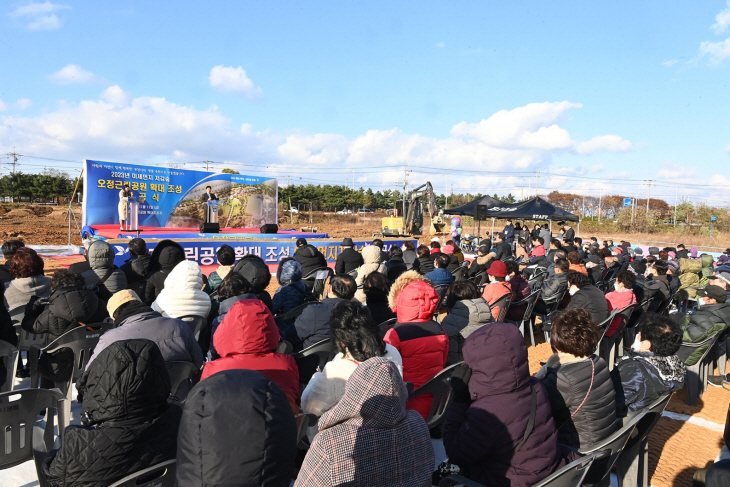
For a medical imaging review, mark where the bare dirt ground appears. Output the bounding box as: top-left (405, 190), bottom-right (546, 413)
top-left (4, 206), bottom-right (727, 486)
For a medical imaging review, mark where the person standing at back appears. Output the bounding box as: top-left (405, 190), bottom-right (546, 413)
top-left (503, 219), bottom-right (515, 248)
top-left (334, 237), bottom-right (363, 275)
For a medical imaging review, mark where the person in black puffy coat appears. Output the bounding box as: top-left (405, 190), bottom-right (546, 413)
top-left (176, 369), bottom-right (297, 487)
top-left (144, 239), bottom-right (185, 304)
top-left (384, 246), bottom-right (408, 283)
top-left (535, 308), bottom-right (617, 450)
top-left (232, 254), bottom-right (274, 311)
top-left (334, 237), bottom-right (363, 275)
top-left (416, 245), bottom-right (434, 275)
top-left (42, 339), bottom-right (181, 487)
top-left (294, 238), bottom-right (328, 285)
top-left (21, 269), bottom-right (105, 383)
top-left (120, 237), bottom-right (152, 298)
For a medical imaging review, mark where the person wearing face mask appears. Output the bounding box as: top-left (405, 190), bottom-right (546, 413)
top-left (611, 313), bottom-right (685, 416)
top-left (673, 285), bottom-right (730, 367)
top-left (564, 271), bottom-right (609, 326)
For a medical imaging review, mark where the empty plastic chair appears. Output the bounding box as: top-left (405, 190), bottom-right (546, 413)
top-left (578, 412), bottom-right (644, 487)
top-left (165, 361), bottom-right (202, 404)
top-left (0, 340), bottom-right (19, 393)
top-left (408, 362), bottom-right (468, 430)
top-left (1, 388), bottom-right (67, 470)
top-left (177, 315), bottom-right (207, 341)
top-left (293, 338), bottom-right (337, 386)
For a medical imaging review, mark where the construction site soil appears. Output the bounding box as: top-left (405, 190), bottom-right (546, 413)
top-left (5, 205), bottom-right (727, 485)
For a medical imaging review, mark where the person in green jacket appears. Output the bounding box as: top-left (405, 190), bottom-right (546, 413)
top-left (675, 285), bottom-right (730, 366)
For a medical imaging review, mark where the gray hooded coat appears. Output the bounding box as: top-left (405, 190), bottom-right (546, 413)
top-left (81, 240), bottom-right (127, 296)
top-left (441, 297), bottom-right (493, 365)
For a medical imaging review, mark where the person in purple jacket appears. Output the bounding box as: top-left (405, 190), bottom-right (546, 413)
top-left (442, 322), bottom-right (567, 487)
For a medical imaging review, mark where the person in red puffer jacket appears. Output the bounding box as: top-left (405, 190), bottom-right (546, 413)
top-left (201, 298), bottom-right (300, 413)
top-left (383, 271), bottom-right (448, 420)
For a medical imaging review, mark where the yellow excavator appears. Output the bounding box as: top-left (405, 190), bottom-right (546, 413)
top-left (378, 182), bottom-right (446, 237)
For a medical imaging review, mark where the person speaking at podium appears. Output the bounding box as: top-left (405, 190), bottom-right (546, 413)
top-left (118, 184), bottom-right (133, 231)
top-left (201, 186), bottom-right (218, 203)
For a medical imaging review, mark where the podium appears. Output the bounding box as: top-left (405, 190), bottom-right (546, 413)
top-left (125, 196), bottom-right (141, 237)
top-left (201, 200), bottom-right (220, 233)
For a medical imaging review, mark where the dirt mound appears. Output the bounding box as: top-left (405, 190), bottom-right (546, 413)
top-left (6, 209), bottom-right (33, 217)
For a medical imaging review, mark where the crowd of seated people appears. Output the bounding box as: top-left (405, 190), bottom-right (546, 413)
top-left (0, 233), bottom-right (724, 486)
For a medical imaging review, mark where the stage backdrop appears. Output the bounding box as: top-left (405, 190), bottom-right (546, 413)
top-left (107, 238), bottom-right (418, 268)
top-left (83, 160), bottom-right (278, 228)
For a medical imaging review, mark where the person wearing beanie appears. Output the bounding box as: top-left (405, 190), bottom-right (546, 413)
top-left (293, 238), bottom-right (328, 287)
top-left (335, 237), bottom-right (364, 274)
top-left (272, 257), bottom-right (313, 316)
top-left (87, 289), bottom-right (204, 370)
top-left (481, 260), bottom-right (512, 319)
top-left (120, 237), bottom-right (152, 298)
top-left (383, 272), bottom-right (448, 419)
top-left (690, 247), bottom-right (699, 259)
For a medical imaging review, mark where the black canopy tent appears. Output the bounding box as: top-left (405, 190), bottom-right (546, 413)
top-left (476, 197), bottom-right (579, 222)
top-left (443, 195), bottom-right (505, 237)
top-left (478, 196), bottom-right (579, 238)
top-left (442, 195), bottom-right (504, 217)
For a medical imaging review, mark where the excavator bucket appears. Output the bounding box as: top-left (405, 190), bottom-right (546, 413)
top-left (430, 216), bottom-right (447, 235)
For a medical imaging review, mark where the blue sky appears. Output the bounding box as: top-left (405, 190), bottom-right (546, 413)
top-left (1, 1), bottom-right (729, 205)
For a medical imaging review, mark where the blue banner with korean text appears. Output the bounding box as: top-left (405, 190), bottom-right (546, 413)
top-left (107, 238), bottom-right (417, 269)
top-left (83, 160), bottom-right (278, 228)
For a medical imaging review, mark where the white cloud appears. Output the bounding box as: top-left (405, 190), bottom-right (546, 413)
top-left (49, 64), bottom-right (99, 84)
top-left (0, 87), bottom-right (272, 162)
top-left (8, 1), bottom-right (70, 31)
top-left (0, 98), bottom-right (32, 111)
top-left (574, 135), bottom-right (632, 155)
top-left (726, 143), bottom-right (730, 154)
top-left (699, 38), bottom-right (730, 64)
top-left (100, 85), bottom-right (132, 106)
top-left (712, 1), bottom-right (730, 34)
top-left (662, 59), bottom-right (678, 67)
top-left (208, 65), bottom-right (261, 98)
top-left (278, 133), bottom-right (349, 165)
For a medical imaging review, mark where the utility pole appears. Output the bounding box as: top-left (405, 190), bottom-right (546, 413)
top-left (352, 170), bottom-right (355, 191)
top-left (11, 150), bottom-right (18, 173)
top-left (598, 191), bottom-right (602, 223)
top-left (674, 186), bottom-right (678, 227)
top-left (402, 164), bottom-right (408, 204)
top-left (645, 180), bottom-right (652, 216)
top-left (205, 157), bottom-right (210, 171)
top-left (535, 171), bottom-right (539, 198)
